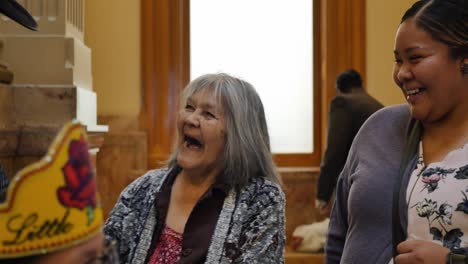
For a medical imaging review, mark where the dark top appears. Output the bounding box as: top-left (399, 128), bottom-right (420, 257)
top-left (145, 166), bottom-right (228, 264)
top-left (104, 168), bottom-right (286, 263)
top-left (317, 88), bottom-right (383, 203)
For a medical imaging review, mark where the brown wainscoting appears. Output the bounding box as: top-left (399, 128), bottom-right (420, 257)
top-left (280, 167), bottom-right (326, 241)
top-left (281, 167), bottom-right (326, 264)
top-left (96, 115), bottom-right (148, 218)
top-left (96, 132), bottom-right (147, 218)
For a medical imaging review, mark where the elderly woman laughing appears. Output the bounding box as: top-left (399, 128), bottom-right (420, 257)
top-left (104, 73), bottom-right (285, 264)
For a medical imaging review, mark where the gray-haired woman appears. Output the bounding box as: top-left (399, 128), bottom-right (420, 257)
top-left (104, 73), bottom-right (285, 264)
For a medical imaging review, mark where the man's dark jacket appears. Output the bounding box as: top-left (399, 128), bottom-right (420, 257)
top-left (317, 88), bottom-right (383, 203)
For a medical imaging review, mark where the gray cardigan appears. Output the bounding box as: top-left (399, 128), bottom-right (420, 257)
top-left (104, 168), bottom-right (285, 264)
top-left (326, 105), bottom-right (418, 263)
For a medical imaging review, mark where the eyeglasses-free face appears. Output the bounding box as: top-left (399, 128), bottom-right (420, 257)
top-left (177, 89), bottom-right (227, 178)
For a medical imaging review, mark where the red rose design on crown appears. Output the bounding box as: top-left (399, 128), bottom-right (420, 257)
top-left (57, 136), bottom-right (96, 225)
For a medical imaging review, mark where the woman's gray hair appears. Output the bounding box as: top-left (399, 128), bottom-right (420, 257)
top-left (167, 73), bottom-right (281, 189)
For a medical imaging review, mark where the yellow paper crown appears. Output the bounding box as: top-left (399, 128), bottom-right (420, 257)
top-left (0, 120), bottom-right (103, 259)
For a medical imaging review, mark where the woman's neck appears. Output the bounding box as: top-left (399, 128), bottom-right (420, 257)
top-left (422, 108), bottom-right (468, 163)
top-left (423, 103), bottom-right (468, 140)
top-left (178, 168), bottom-right (219, 190)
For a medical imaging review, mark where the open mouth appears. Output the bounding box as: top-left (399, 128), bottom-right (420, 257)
top-left (406, 87), bottom-right (426, 97)
top-left (184, 135), bottom-right (203, 149)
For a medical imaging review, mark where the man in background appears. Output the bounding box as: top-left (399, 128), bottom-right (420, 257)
top-left (316, 69), bottom-right (383, 214)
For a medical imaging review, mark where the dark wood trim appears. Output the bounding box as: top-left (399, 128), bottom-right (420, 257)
top-left (319, 0), bottom-right (366, 156)
top-left (312, 0), bottom-right (323, 166)
top-left (273, 0), bottom-right (322, 167)
top-left (141, 0), bottom-right (189, 168)
top-left (141, 0), bottom-right (365, 168)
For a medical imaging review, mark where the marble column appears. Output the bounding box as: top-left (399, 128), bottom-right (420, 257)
top-left (0, 0), bottom-right (107, 179)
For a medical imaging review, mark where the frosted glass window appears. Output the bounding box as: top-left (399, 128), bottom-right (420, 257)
top-left (190, 0), bottom-right (313, 153)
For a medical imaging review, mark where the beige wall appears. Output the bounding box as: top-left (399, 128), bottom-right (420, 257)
top-left (83, 0), bottom-right (414, 114)
top-left (366, 0), bottom-right (415, 106)
top-left (84, 0), bottom-right (141, 116)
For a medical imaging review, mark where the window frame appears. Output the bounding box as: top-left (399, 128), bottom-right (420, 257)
top-left (140, 0), bottom-right (366, 168)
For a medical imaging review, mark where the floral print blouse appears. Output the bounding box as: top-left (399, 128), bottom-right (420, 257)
top-left (406, 142), bottom-right (468, 250)
top-left (148, 225), bottom-right (183, 264)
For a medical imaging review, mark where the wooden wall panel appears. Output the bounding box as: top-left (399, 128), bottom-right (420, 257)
top-left (319, 0), bottom-right (366, 154)
top-left (96, 131), bottom-right (147, 218)
top-left (281, 167), bottom-right (325, 240)
top-left (141, 0), bottom-right (189, 169)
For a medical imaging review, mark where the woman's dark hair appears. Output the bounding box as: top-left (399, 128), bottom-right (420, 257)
top-left (335, 69), bottom-right (363, 93)
top-left (401, 0), bottom-right (468, 60)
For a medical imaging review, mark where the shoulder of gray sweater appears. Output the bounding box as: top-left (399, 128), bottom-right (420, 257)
top-left (355, 104), bottom-right (410, 143)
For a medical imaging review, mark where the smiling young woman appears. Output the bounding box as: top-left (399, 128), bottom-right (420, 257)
top-left (325, 0), bottom-right (468, 263)
top-left (393, 19), bottom-right (468, 129)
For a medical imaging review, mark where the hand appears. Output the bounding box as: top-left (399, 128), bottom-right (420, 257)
top-left (315, 199), bottom-right (332, 216)
top-left (320, 203), bottom-right (332, 216)
top-left (395, 240), bottom-right (450, 264)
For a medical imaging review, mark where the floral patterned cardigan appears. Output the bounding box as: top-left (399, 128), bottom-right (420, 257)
top-left (104, 168), bottom-right (285, 264)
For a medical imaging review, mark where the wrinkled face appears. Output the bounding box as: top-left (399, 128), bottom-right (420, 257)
top-left (177, 89), bottom-right (226, 176)
top-left (393, 19), bottom-right (467, 124)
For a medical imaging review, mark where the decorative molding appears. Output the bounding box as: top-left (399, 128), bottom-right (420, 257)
top-left (46, 0), bottom-right (59, 21)
top-left (140, 0), bottom-right (189, 168)
top-left (1, 0), bottom-right (83, 39)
